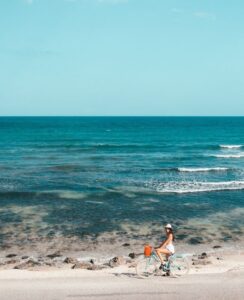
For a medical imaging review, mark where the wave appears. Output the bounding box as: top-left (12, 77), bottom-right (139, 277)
top-left (159, 167), bottom-right (231, 173)
top-left (212, 154), bottom-right (244, 158)
top-left (55, 190), bottom-right (87, 200)
top-left (177, 167), bottom-right (229, 172)
top-left (220, 145), bottom-right (242, 149)
top-left (153, 180), bottom-right (244, 194)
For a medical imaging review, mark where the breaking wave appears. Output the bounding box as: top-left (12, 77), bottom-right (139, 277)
top-left (177, 167), bottom-right (229, 172)
top-left (212, 154), bottom-right (244, 158)
top-left (152, 180), bottom-right (244, 194)
top-left (220, 145), bottom-right (242, 149)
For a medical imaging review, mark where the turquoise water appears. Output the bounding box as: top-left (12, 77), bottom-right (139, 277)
top-left (0, 117), bottom-right (244, 249)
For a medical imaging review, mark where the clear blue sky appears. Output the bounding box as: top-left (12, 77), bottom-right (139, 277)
top-left (0, 0), bottom-right (243, 116)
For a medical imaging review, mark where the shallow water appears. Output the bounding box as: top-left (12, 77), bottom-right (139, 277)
top-left (0, 117), bottom-right (244, 252)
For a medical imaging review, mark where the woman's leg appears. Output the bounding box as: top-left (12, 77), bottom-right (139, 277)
top-left (155, 248), bottom-right (171, 263)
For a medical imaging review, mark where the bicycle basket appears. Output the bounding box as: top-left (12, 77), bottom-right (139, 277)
top-left (144, 245), bottom-right (152, 257)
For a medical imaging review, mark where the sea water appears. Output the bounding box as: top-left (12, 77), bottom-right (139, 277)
top-left (0, 117), bottom-right (244, 252)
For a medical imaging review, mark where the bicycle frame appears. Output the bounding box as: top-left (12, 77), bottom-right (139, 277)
top-left (143, 252), bottom-right (159, 268)
top-left (145, 250), bottom-right (180, 272)
top-left (137, 249), bottom-right (190, 278)
top-left (144, 250), bottom-right (166, 268)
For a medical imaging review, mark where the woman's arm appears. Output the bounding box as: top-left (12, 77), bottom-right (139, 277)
top-left (157, 239), bottom-right (166, 248)
top-left (158, 234), bottom-right (173, 249)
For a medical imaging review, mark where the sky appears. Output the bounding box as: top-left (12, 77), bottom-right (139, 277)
top-left (0, 0), bottom-right (244, 116)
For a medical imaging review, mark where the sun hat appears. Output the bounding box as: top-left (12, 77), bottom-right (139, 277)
top-left (165, 223), bottom-right (172, 229)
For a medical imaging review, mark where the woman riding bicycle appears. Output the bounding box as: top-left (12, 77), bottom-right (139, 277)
top-left (136, 224), bottom-right (189, 277)
top-left (155, 223), bottom-right (175, 269)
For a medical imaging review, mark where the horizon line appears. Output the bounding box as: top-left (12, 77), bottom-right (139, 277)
top-left (0, 115), bottom-right (244, 118)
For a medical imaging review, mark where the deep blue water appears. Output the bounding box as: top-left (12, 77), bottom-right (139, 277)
top-left (0, 117), bottom-right (244, 247)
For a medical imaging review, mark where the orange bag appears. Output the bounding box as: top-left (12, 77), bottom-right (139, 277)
top-left (144, 245), bottom-right (152, 257)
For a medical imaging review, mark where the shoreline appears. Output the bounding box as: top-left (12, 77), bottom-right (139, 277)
top-left (1, 241), bottom-right (244, 270)
top-left (1, 237), bottom-right (244, 258)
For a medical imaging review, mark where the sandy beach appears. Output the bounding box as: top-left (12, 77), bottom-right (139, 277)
top-left (0, 248), bottom-right (244, 300)
top-left (1, 0), bottom-right (244, 295)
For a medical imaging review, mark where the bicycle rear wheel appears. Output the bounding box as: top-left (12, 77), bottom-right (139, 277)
top-left (136, 257), bottom-right (158, 278)
top-left (169, 256), bottom-right (190, 277)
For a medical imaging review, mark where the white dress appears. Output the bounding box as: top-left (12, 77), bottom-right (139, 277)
top-left (165, 243), bottom-right (175, 254)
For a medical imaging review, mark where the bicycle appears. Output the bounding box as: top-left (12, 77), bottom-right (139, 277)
top-left (136, 247), bottom-right (190, 278)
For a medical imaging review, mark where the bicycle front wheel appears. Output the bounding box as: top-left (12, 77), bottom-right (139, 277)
top-left (136, 257), bottom-right (158, 278)
top-left (169, 256), bottom-right (190, 277)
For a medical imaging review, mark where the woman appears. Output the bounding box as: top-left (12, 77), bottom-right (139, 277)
top-left (155, 223), bottom-right (175, 269)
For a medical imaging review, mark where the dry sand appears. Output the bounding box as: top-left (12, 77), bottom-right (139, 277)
top-left (0, 252), bottom-right (244, 300)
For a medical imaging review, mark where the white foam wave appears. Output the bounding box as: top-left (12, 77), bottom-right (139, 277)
top-left (220, 145), bottom-right (242, 149)
top-left (86, 200), bottom-right (104, 204)
top-left (51, 190), bottom-right (87, 200)
top-left (154, 180), bottom-right (244, 194)
top-left (212, 154), bottom-right (244, 158)
top-left (178, 167), bottom-right (228, 172)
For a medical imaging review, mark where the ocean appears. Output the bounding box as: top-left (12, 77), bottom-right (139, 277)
top-left (0, 117), bottom-right (244, 254)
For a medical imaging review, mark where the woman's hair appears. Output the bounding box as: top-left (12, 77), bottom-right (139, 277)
top-left (167, 228), bottom-right (175, 241)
